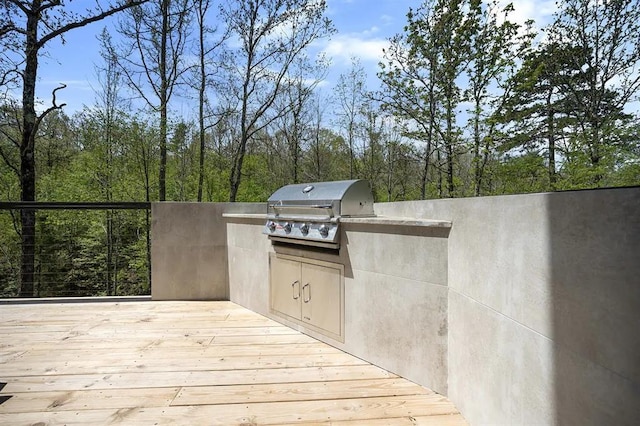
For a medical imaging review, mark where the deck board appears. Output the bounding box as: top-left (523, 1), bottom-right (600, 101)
top-left (0, 300), bottom-right (467, 425)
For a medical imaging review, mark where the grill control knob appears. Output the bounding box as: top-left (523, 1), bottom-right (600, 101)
top-left (319, 224), bottom-right (329, 238)
top-left (300, 223), bottom-right (309, 235)
top-left (283, 222), bottom-right (292, 233)
top-left (267, 221), bottom-right (276, 232)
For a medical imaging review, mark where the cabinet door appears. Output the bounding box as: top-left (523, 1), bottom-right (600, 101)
top-left (270, 256), bottom-right (301, 319)
top-left (300, 262), bottom-right (341, 336)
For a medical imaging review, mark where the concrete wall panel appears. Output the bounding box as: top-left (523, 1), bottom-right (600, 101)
top-left (344, 228), bottom-right (448, 285)
top-left (227, 243), bottom-right (270, 316)
top-left (343, 269), bottom-right (449, 393)
top-left (448, 290), bottom-right (555, 424)
top-left (151, 203), bottom-right (229, 300)
top-left (377, 196), bottom-right (554, 337)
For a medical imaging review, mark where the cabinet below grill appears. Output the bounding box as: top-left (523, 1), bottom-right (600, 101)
top-left (269, 252), bottom-right (344, 342)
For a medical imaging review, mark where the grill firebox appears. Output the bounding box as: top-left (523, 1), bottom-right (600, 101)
top-left (263, 179), bottom-right (374, 249)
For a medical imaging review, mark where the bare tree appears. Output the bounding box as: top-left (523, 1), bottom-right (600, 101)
top-left (271, 56), bottom-right (328, 184)
top-left (114, 0), bottom-right (193, 201)
top-left (220, 0), bottom-right (334, 201)
top-left (304, 93), bottom-right (331, 182)
top-left (359, 99), bottom-right (385, 200)
top-left (93, 28), bottom-right (131, 295)
top-left (0, 0), bottom-right (148, 297)
top-left (191, 0), bottom-right (229, 201)
top-left (335, 57), bottom-right (366, 180)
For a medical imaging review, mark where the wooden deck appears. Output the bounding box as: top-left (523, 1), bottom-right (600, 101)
top-left (0, 300), bottom-right (466, 425)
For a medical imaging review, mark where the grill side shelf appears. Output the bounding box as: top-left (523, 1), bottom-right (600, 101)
top-left (222, 213), bottom-right (268, 221)
top-left (339, 216), bottom-right (452, 228)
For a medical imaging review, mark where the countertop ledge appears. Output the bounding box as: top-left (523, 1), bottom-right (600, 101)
top-left (340, 216), bottom-right (452, 228)
top-left (223, 213), bottom-right (452, 228)
top-left (222, 213), bottom-right (267, 220)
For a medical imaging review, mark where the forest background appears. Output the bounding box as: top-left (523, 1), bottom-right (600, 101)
top-left (1, 0), bottom-right (638, 297)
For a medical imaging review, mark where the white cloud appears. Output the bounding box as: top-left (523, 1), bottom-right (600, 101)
top-left (361, 26), bottom-right (381, 37)
top-left (497, 0), bottom-right (557, 31)
top-left (379, 14), bottom-right (394, 26)
top-left (321, 34), bottom-right (389, 65)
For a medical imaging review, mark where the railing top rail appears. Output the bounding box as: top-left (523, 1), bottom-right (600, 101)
top-left (0, 202), bottom-right (151, 210)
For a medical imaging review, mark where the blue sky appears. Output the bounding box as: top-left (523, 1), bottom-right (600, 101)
top-left (34, 0), bottom-right (555, 115)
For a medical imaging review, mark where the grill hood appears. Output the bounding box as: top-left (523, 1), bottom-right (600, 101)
top-left (267, 179), bottom-right (374, 218)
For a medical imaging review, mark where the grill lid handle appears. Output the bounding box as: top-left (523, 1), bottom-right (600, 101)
top-left (269, 203), bottom-right (333, 210)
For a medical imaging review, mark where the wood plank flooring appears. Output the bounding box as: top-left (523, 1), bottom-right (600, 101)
top-left (0, 300), bottom-right (467, 425)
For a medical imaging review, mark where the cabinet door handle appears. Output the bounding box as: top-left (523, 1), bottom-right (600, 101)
top-left (292, 280), bottom-right (300, 299)
top-left (302, 283), bottom-right (311, 303)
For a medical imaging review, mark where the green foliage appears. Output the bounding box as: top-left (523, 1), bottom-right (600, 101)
top-left (0, 211), bottom-right (20, 297)
top-left (493, 153), bottom-right (549, 195)
top-left (235, 154), bottom-right (277, 202)
top-left (27, 209), bottom-right (150, 298)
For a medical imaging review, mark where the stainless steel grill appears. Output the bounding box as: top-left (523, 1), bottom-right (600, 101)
top-left (263, 179), bottom-right (374, 249)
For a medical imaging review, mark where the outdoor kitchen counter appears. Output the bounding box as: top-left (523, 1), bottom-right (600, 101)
top-left (223, 213), bottom-right (452, 229)
top-left (223, 213), bottom-right (267, 221)
top-left (340, 216), bottom-right (451, 229)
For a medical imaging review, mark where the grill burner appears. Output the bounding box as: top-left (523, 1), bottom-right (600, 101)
top-left (263, 179), bottom-right (374, 249)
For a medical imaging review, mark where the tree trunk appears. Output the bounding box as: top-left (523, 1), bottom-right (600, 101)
top-left (229, 132), bottom-right (247, 202)
top-left (590, 124), bottom-right (602, 184)
top-left (229, 54), bottom-right (252, 203)
top-left (443, 84), bottom-right (455, 198)
top-left (421, 76), bottom-right (437, 200)
top-left (386, 143), bottom-right (393, 202)
top-left (293, 140), bottom-right (300, 183)
top-left (446, 102), bottom-right (455, 198)
top-left (197, 111), bottom-right (205, 202)
top-left (144, 144), bottom-right (152, 291)
top-left (158, 0), bottom-right (169, 202)
top-left (314, 126), bottom-right (321, 181)
top-left (106, 210), bottom-right (113, 295)
top-left (105, 94), bottom-right (114, 295)
top-left (292, 115), bottom-right (300, 184)
top-left (420, 145), bottom-right (430, 200)
top-left (197, 61), bottom-right (206, 201)
top-left (19, 5), bottom-right (40, 297)
top-left (437, 149), bottom-right (443, 198)
top-left (546, 91), bottom-right (556, 190)
top-left (349, 126), bottom-right (355, 180)
top-left (473, 99), bottom-right (482, 196)
top-left (420, 120), bottom-right (435, 200)
top-left (196, 0), bottom-right (207, 202)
